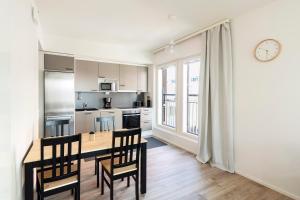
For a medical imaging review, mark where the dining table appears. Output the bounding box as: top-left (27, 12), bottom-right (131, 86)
top-left (23, 131), bottom-right (147, 200)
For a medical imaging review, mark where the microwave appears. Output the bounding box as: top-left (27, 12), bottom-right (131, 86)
top-left (98, 78), bottom-right (118, 92)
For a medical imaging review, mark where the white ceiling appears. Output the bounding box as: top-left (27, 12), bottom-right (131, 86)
top-left (36, 0), bottom-right (275, 55)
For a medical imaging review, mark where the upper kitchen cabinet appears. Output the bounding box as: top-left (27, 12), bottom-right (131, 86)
top-left (137, 67), bottom-right (148, 92)
top-left (98, 62), bottom-right (119, 80)
top-left (44, 54), bottom-right (74, 71)
top-left (75, 60), bottom-right (99, 92)
top-left (119, 65), bottom-right (138, 91)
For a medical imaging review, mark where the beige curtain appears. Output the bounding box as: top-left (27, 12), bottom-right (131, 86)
top-left (196, 22), bottom-right (234, 173)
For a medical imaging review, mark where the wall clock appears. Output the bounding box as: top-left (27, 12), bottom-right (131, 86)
top-left (254, 39), bottom-right (281, 62)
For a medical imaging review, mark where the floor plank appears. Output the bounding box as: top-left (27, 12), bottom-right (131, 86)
top-left (44, 144), bottom-right (292, 200)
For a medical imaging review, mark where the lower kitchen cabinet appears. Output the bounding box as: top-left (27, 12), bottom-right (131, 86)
top-left (100, 110), bottom-right (122, 130)
top-left (140, 108), bottom-right (152, 131)
top-left (75, 111), bottom-right (100, 134)
top-left (75, 109), bottom-right (122, 134)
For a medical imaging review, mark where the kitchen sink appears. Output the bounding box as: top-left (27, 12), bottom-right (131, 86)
top-left (75, 108), bottom-right (98, 111)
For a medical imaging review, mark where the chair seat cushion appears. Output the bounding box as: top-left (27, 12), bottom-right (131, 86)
top-left (101, 158), bottom-right (137, 176)
top-left (37, 164), bottom-right (78, 191)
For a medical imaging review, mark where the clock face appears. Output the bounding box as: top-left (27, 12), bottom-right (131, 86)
top-left (255, 39), bottom-right (281, 62)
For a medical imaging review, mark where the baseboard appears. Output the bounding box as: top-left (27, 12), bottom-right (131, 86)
top-left (142, 130), bottom-right (153, 138)
top-left (153, 127), bottom-right (198, 154)
top-left (236, 170), bottom-right (299, 200)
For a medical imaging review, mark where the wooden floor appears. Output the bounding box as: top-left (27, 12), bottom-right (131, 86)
top-left (45, 144), bottom-right (291, 200)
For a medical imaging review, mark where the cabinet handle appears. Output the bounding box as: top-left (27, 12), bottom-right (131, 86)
top-left (91, 89), bottom-right (98, 91)
top-left (85, 112), bottom-right (92, 115)
top-left (143, 122), bottom-right (149, 124)
top-left (120, 84), bottom-right (125, 87)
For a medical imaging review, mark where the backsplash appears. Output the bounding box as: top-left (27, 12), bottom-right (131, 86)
top-left (75, 92), bottom-right (144, 109)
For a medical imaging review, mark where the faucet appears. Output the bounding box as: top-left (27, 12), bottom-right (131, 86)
top-left (83, 102), bottom-right (88, 109)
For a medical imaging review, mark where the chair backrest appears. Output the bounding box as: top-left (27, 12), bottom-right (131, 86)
top-left (94, 116), bottom-right (115, 132)
top-left (111, 128), bottom-right (142, 175)
top-left (40, 134), bottom-right (82, 191)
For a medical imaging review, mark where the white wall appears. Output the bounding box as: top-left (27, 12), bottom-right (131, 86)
top-left (43, 34), bottom-right (152, 65)
top-left (232, 0), bottom-right (300, 199)
top-left (0, 0), bottom-right (40, 199)
top-left (0, 1), bottom-right (14, 199)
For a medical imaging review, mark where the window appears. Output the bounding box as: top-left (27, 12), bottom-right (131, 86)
top-left (158, 65), bottom-right (176, 128)
top-left (184, 59), bottom-right (200, 135)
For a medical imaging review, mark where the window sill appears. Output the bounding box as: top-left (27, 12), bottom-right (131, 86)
top-left (181, 132), bottom-right (198, 140)
top-left (154, 125), bottom-right (198, 142)
top-left (156, 124), bottom-right (176, 133)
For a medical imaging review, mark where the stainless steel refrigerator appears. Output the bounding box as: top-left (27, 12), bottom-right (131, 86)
top-left (44, 71), bottom-right (75, 137)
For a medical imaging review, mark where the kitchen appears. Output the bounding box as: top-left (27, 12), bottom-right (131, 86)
top-left (43, 53), bottom-right (153, 138)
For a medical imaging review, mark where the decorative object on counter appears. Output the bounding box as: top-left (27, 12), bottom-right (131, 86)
top-left (134, 101), bottom-right (144, 108)
top-left (103, 97), bottom-right (112, 109)
top-left (147, 96), bottom-right (151, 107)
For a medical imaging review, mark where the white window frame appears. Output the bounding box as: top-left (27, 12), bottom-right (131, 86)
top-left (182, 56), bottom-right (201, 139)
top-left (156, 62), bottom-right (177, 131)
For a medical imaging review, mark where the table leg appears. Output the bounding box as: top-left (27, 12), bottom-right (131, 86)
top-left (141, 143), bottom-right (147, 194)
top-left (25, 163), bottom-right (34, 200)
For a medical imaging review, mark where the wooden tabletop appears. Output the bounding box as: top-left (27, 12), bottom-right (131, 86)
top-left (23, 131), bottom-right (147, 164)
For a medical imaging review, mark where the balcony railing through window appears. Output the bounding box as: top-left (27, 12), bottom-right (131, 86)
top-left (187, 94), bottom-right (198, 135)
top-left (162, 94), bottom-right (176, 128)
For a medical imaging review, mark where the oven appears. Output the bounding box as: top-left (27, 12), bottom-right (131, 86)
top-left (122, 109), bottom-right (141, 129)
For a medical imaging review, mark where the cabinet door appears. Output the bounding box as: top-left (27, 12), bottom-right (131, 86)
top-left (100, 110), bottom-right (122, 130)
top-left (98, 62), bottom-right (119, 80)
top-left (119, 65), bottom-right (137, 91)
top-left (44, 54), bottom-right (74, 71)
top-left (75, 60), bottom-right (98, 91)
top-left (137, 67), bottom-right (148, 92)
top-left (75, 112), bottom-right (87, 134)
top-left (85, 111), bottom-right (100, 132)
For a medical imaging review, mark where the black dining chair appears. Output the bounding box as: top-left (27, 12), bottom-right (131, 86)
top-left (100, 128), bottom-right (142, 200)
top-left (36, 134), bottom-right (82, 200)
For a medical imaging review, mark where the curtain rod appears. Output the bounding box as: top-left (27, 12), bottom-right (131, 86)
top-left (153, 18), bottom-right (231, 54)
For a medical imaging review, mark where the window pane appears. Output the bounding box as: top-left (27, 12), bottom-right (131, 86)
top-left (161, 65), bottom-right (176, 128)
top-left (186, 60), bottom-right (200, 135)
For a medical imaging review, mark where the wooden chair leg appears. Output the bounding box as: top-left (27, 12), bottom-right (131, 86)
top-left (101, 168), bottom-right (104, 195)
top-left (127, 176), bottom-right (130, 187)
top-left (110, 179), bottom-right (114, 200)
top-left (135, 173), bottom-right (139, 200)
